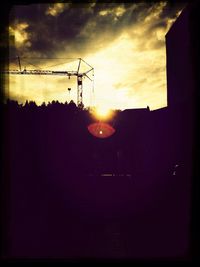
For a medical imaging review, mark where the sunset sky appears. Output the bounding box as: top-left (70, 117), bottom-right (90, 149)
top-left (7, 1), bottom-right (187, 110)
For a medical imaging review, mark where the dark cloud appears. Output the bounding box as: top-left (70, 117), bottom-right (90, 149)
top-left (148, 1), bottom-right (187, 33)
top-left (9, 4), bottom-right (92, 57)
top-left (9, 4), bottom-right (47, 23)
top-left (8, 2), bottom-right (188, 59)
top-left (8, 3), bottom-right (144, 57)
top-left (160, 1), bottom-right (187, 18)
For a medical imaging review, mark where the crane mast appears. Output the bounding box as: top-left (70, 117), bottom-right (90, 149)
top-left (3, 57), bottom-right (94, 108)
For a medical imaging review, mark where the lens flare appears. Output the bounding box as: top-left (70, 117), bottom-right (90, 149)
top-left (88, 122), bottom-right (115, 138)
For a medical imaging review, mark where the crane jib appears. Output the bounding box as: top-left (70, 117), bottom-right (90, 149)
top-left (3, 70), bottom-right (80, 76)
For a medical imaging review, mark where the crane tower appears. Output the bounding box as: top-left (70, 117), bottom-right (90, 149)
top-left (3, 57), bottom-right (94, 108)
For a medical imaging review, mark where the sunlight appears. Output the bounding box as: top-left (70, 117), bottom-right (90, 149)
top-left (93, 105), bottom-right (113, 120)
top-left (7, 1), bottom-right (183, 110)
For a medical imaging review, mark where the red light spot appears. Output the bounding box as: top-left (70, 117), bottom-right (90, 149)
top-left (88, 122), bottom-right (116, 138)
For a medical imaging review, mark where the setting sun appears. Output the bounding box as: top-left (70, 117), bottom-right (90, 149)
top-left (92, 106), bottom-right (114, 120)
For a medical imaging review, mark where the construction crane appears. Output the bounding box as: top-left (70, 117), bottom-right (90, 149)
top-left (3, 56), bottom-right (94, 108)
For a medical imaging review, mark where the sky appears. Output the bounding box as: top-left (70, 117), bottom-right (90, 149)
top-left (7, 1), bottom-right (187, 110)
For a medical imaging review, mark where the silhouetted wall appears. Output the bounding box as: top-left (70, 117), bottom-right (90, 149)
top-left (2, 100), bottom-right (191, 259)
top-left (165, 0), bottom-right (200, 259)
top-left (166, 4), bottom-right (195, 109)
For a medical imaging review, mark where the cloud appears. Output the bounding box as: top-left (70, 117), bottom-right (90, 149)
top-left (7, 1), bottom-right (187, 109)
top-left (9, 22), bottom-right (31, 49)
top-left (8, 2), bottom-right (184, 58)
top-left (99, 5), bottom-right (126, 17)
top-left (82, 29), bottom-right (167, 109)
top-left (45, 3), bottom-right (70, 17)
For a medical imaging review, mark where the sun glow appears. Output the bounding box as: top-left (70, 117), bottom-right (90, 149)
top-left (93, 106), bottom-right (113, 120)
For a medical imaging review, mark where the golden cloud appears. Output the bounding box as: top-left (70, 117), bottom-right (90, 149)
top-left (45, 3), bottom-right (68, 17)
top-left (9, 22), bottom-right (31, 48)
top-left (99, 5), bottom-right (126, 18)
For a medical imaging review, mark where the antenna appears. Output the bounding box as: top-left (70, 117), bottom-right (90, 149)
top-left (17, 56), bottom-right (21, 72)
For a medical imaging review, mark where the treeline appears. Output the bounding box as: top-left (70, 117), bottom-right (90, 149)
top-left (2, 99), bottom-right (182, 177)
top-left (2, 99), bottom-right (82, 111)
top-left (1, 99), bottom-right (129, 257)
top-left (2, 98), bottom-right (130, 180)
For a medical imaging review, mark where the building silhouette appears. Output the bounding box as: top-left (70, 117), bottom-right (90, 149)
top-left (166, 0), bottom-right (200, 259)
